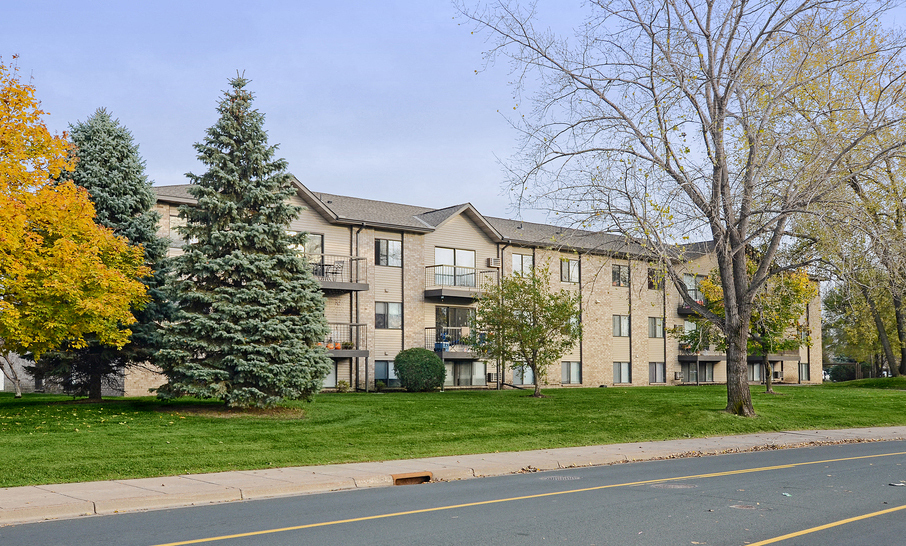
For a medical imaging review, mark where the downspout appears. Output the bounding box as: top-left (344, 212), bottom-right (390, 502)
top-left (355, 223), bottom-right (366, 392)
top-left (662, 261), bottom-right (667, 382)
top-left (496, 242), bottom-right (510, 390)
top-left (578, 253), bottom-right (583, 383)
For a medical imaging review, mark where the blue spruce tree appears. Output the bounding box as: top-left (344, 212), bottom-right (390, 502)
top-left (31, 108), bottom-right (168, 401)
top-left (157, 76), bottom-right (332, 408)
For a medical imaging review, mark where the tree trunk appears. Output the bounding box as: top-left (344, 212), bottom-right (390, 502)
top-left (762, 353), bottom-right (775, 394)
top-left (1, 354), bottom-right (23, 398)
top-left (725, 323), bottom-right (755, 416)
top-left (892, 293), bottom-right (906, 376)
top-left (859, 283), bottom-right (900, 376)
top-left (88, 371), bottom-right (103, 402)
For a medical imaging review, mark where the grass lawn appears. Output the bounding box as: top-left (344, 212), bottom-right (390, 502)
top-left (2, 380), bottom-right (906, 487)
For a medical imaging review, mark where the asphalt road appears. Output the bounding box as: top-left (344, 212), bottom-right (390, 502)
top-left (4, 441), bottom-right (906, 545)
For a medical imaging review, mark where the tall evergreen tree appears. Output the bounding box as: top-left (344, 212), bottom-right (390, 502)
top-left (31, 108), bottom-right (168, 401)
top-left (156, 76), bottom-right (331, 408)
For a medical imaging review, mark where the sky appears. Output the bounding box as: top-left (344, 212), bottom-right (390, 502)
top-left (3, 1), bottom-right (585, 224)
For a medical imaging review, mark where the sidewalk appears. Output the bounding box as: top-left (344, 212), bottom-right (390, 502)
top-left (3, 426), bottom-right (905, 526)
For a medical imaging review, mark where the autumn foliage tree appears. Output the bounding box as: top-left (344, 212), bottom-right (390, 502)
top-left (0, 58), bottom-right (149, 397)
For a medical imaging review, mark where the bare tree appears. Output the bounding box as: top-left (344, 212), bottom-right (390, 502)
top-left (459, 0), bottom-right (906, 415)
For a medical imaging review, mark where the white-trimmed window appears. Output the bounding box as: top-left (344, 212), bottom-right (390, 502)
top-left (560, 259), bottom-right (579, 283)
top-left (614, 362), bottom-right (631, 384)
top-left (435, 247), bottom-right (476, 287)
top-left (376, 302), bottom-right (402, 329)
top-left (648, 317), bottom-right (664, 338)
top-left (512, 254), bottom-right (533, 276)
top-left (613, 315), bottom-right (630, 337)
top-left (513, 365), bottom-right (534, 385)
top-left (562, 361), bottom-right (582, 384)
top-left (323, 362), bottom-right (338, 388)
top-left (376, 239), bottom-right (402, 267)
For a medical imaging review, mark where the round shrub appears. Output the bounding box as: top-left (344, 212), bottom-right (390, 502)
top-left (393, 348), bottom-right (446, 392)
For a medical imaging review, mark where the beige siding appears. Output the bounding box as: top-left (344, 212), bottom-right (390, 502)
top-left (425, 215), bottom-right (497, 266)
top-left (288, 195), bottom-right (351, 256)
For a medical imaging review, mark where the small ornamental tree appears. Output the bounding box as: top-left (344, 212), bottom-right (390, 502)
top-left (393, 348), bottom-right (445, 392)
top-left (672, 265), bottom-right (817, 395)
top-left (0, 59), bottom-right (149, 397)
top-left (468, 264), bottom-right (581, 397)
top-left (31, 108), bottom-right (171, 401)
top-left (156, 75), bottom-right (332, 408)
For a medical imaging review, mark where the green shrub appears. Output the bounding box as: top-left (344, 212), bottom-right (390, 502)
top-left (394, 348), bottom-right (446, 392)
top-left (336, 380), bottom-right (350, 393)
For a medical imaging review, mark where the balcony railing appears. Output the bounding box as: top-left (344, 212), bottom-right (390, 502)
top-left (318, 322), bottom-right (368, 352)
top-left (425, 266), bottom-right (496, 295)
top-left (307, 254), bottom-right (368, 288)
top-left (425, 326), bottom-right (478, 353)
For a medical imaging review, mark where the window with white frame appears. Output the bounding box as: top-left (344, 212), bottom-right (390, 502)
top-left (614, 361), bottom-right (631, 384)
top-left (375, 302), bottom-right (402, 329)
top-left (613, 315), bottom-right (630, 337)
top-left (799, 362), bottom-right (810, 381)
top-left (513, 364), bottom-right (534, 385)
top-left (560, 258), bottom-right (579, 283)
top-left (747, 363), bottom-right (763, 381)
top-left (612, 264), bottom-right (630, 287)
top-left (444, 361), bottom-right (487, 387)
top-left (374, 361), bottom-right (400, 388)
top-left (647, 267), bottom-right (663, 290)
top-left (562, 361), bottom-right (582, 384)
top-left (375, 239), bottom-right (402, 267)
top-left (512, 253), bottom-right (533, 276)
top-left (683, 273), bottom-right (707, 303)
top-left (648, 362), bottom-right (666, 384)
top-left (648, 317), bottom-right (664, 338)
top-left (323, 361), bottom-right (338, 388)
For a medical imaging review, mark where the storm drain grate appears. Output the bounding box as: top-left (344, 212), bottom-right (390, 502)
top-left (392, 472), bottom-right (433, 485)
top-left (540, 476), bottom-right (581, 481)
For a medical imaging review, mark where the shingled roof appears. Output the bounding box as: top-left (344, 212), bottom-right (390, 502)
top-left (153, 180), bottom-right (667, 259)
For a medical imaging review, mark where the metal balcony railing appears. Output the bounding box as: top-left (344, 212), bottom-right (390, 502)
top-left (425, 326), bottom-right (475, 352)
top-left (307, 254), bottom-right (367, 285)
top-left (425, 265), bottom-right (496, 291)
top-left (319, 323), bottom-right (368, 351)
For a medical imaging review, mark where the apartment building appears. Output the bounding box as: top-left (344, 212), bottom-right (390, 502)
top-left (147, 178), bottom-right (822, 395)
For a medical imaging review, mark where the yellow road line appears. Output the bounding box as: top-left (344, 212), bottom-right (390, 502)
top-left (151, 450), bottom-right (906, 546)
top-left (748, 503), bottom-right (906, 545)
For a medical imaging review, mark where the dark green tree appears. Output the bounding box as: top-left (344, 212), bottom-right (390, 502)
top-left (156, 76), bottom-right (332, 408)
top-left (394, 348), bottom-right (445, 392)
top-left (30, 108), bottom-right (167, 401)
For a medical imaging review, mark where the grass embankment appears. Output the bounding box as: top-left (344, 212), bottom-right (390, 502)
top-left (3, 380), bottom-right (906, 487)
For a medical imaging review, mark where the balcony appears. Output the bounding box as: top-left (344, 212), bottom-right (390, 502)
top-left (308, 254), bottom-right (369, 292)
top-left (319, 322), bottom-right (369, 358)
top-left (678, 289), bottom-right (705, 315)
top-left (424, 265), bottom-right (496, 300)
top-left (425, 327), bottom-right (478, 360)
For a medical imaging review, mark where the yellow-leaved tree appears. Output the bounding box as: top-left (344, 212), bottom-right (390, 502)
top-left (0, 57), bottom-right (149, 397)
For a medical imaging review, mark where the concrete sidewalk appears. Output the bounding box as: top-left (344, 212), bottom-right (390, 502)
top-left (3, 426), bottom-right (905, 526)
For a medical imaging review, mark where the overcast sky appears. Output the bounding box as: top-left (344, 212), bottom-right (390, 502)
top-left (3, 1), bottom-right (588, 224)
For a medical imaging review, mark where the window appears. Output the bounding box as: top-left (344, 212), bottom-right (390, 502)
top-left (799, 362), bottom-right (810, 382)
top-left (684, 362), bottom-right (714, 382)
top-left (435, 306), bottom-right (474, 345)
top-left (375, 302), bottom-right (402, 329)
top-left (323, 362), bottom-right (338, 388)
top-left (560, 259), bottom-right (579, 283)
top-left (613, 315), bottom-right (630, 337)
top-left (435, 247), bottom-right (476, 286)
top-left (444, 361), bottom-right (487, 387)
top-left (648, 317), bottom-right (664, 338)
top-left (614, 361), bottom-right (631, 384)
top-left (513, 254), bottom-right (533, 276)
top-left (513, 365), bottom-right (535, 385)
top-left (562, 361), bottom-right (582, 384)
top-left (375, 239), bottom-right (402, 267)
top-left (647, 267), bottom-right (663, 290)
top-left (649, 362), bottom-right (666, 384)
top-left (612, 264), bottom-right (630, 287)
top-left (169, 214), bottom-right (196, 248)
top-left (684, 320), bottom-right (696, 334)
top-left (683, 273), bottom-right (707, 303)
top-left (374, 361), bottom-right (400, 388)
top-left (748, 363), bottom-right (763, 382)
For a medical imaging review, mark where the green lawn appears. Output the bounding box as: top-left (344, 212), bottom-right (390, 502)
top-left (3, 380), bottom-right (906, 487)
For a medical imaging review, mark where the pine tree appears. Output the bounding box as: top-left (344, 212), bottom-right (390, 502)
top-left (30, 108), bottom-right (168, 401)
top-left (156, 76), bottom-right (331, 408)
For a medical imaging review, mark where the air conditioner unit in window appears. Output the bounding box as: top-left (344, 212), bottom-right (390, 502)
top-left (487, 257), bottom-right (501, 268)
top-left (487, 373), bottom-right (498, 383)
top-left (674, 372), bottom-right (684, 381)
top-left (773, 371), bottom-right (783, 380)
